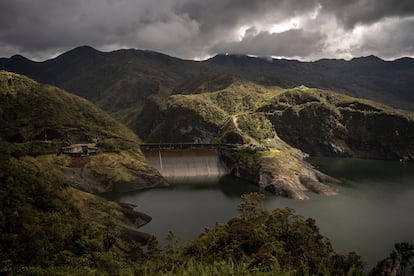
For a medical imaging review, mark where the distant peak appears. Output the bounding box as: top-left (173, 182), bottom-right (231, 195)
top-left (71, 45), bottom-right (100, 53)
top-left (62, 45), bottom-right (101, 56)
top-left (55, 45), bottom-right (101, 61)
top-left (351, 55), bottom-right (384, 62)
top-left (394, 56), bottom-right (414, 62)
top-left (10, 54), bottom-right (30, 61)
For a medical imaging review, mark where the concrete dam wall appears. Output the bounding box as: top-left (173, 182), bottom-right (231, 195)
top-left (142, 149), bottom-right (229, 183)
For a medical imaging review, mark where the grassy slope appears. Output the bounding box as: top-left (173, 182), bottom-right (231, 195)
top-left (146, 76), bottom-right (281, 142)
top-left (0, 70), bottom-right (137, 143)
top-left (2, 46), bottom-right (200, 130)
top-left (0, 71), bottom-right (166, 269)
top-left (0, 71), bottom-right (165, 192)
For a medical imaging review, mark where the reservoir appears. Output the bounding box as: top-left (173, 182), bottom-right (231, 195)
top-left (112, 157), bottom-right (414, 268)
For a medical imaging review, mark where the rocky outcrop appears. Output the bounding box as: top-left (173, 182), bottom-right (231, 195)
top-left (371, 255), bottom-right (401, 276)
top-left (220, 146), bottom-right (339, 200)
top-left (117, 202), bottom-right (154, 244)
top-left (59, 152), bottom-right (168, 194)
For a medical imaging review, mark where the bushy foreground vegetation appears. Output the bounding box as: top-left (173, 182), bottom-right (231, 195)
top-left (0, 191), bottom-right (362, 275)
top-left (0, 144), bottom-right (109, 270)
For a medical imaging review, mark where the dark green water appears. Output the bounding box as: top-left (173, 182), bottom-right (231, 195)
top-left (113, 158), bottom-right (414, 268)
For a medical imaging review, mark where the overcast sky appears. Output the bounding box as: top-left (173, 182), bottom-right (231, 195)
top-left (1, 0), bottom-right (413, 61)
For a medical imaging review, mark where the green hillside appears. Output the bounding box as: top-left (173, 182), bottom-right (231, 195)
top-left (0, 70), bottom-right (137, 146)
top-left (0, 71), bottom-right (166, 270)
top-left (0, 71), bottom-right (166, 192)
top-left (1, 46), bottom-right (199, 128)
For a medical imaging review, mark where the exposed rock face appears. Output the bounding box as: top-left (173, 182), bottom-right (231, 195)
top-left (117, 202), bottom-right (154, 244)
top-left (58, 153), bottom-right (168, 194)
top-left (219, 146), bottom-right (339, 200)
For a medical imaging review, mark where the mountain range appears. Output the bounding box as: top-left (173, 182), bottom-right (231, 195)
top-left (1, 47), bottom-right (413, 194)
top-left (1, 46), bottom-right (414, 135)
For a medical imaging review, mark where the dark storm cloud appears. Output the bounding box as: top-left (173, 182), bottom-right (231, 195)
top-left (0, 0), bottom-right (321, 59)
top-left (320, 0), bottom-right (414, 28)
top-left (212, 28), bottom-right (326, 57)
top-left (350, 17), bottom-right (414, 58)
top-left (0, 0), bottom-right (413, 60)
top-left (176, 0), bottom-right (320, 31)
top-left (0, 0), bottom-right (199, 59)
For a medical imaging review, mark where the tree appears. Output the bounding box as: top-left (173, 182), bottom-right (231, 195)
top-left (394, 242), bottom-right (414, 276)
top-left (370, 242), bottom-right (414, 276)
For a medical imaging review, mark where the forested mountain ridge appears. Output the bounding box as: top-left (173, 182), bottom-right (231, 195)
top-left (1, 46), bottom-right (198, 126)
top-left (1, 46), bottom-right (413, 133)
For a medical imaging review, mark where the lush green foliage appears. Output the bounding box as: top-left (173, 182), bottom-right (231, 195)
top-left (0, 71), bottom-right (139, 148)
top-left (0, 150), bottom-right (101, 268)
top-left (0, 146), bottom-right (149, 275)
top-left (237, 113), bottom-right (277, 142)
top-left (179, 193), bottom-right (365, 275)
